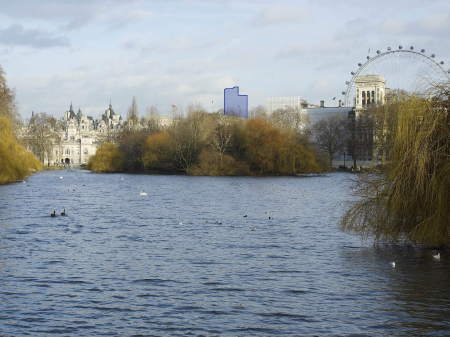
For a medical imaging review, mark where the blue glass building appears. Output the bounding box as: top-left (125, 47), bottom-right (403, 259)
top-left (224, 86), bottom-right (248, 118)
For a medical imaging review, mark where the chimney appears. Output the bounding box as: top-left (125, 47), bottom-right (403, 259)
top-left (320, 100), bottom-right (324, 108)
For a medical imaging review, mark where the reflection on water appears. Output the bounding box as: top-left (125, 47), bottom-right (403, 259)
top-left (0, 170), bottom-right (448, 336)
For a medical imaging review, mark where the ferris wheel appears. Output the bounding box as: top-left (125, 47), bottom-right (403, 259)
top-left (342, 46), bottom-right (450, 107)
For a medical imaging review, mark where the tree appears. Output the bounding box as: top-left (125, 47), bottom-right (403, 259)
top-left (116, 128), bottom-right (148, 171)
top-left (341, 83), bottom-right (450, 247)
top-left (126, 96), bottom-right (139, 128)
top-left (0, 66), bottom-right (41, 183)
top-left (249, 105), bottom-right (267, 118)
top-left (143, 131), bottom-right (177, 172)
top-left (210, 114), bottom-right (233, 165)
top-left (25, 112), bottom-right (61, 163)
top-left (0, 66), bottom-right (19, 127)
top-left (270, 107), bottom-right (307, 132)
top-left (312, 114), bottom-right (348, 167)
top-left (87, 143), bottom-right (123, 173)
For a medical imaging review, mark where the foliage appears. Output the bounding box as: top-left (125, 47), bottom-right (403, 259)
top-left (87, 142), bottom-right (124, 173)
top-left (92, 109), bottom-right (326, 176)
top-left (0, 116), bottom-right (42, 184)
top-left (188, 149), bottom-right (250, 176)
top-left (116, 129), bottom-right (148, 171)
top-left (341, 84), bottom-right (450, 247)
top-left (143, 131), bottom-right (178, 172)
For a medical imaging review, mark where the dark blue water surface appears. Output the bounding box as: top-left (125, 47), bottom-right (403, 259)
top-left (0, 170), bottom-right (449, 337)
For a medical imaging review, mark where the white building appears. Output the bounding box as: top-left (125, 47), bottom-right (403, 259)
top-left (50, 103), bottom-right (123, 166)
top-left (267, 96), bottom-right (310, 115)
top-left (355, 75), bottom-right (386, 114)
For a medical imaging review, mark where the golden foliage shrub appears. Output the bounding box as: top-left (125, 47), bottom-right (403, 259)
top-left (0, 116), bottom-right (42, 184)
top-left (242, 119), bottom-right (322, 175)
top-left (87, 142), bottom-right (124, 173)
top-left (143, 131), bottom-right (177, 172)
top-left (188, 149), bottom-right (250, 176)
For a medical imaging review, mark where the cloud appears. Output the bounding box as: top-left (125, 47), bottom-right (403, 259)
top-left (254, 5), bottom-right (306, 25)
top-left (0, 0), bottom-right (148, 31)
top-left (276, 44), bottom-right (307, 59)
top-left (0, 24), bottom-right (69, 48)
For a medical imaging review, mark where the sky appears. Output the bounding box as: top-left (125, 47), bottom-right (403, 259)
top-left (0, 0), bottom-right (449, 119)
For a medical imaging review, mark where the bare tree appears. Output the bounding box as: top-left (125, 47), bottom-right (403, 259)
top-left (25, 112), bottom-right (61, 163)
top-left (126, 96), bottom-right (139, 128)
top-left (312, 114), bottom-right (348, 166)
top-left (211, 115), bottom-right (233, 164)
top-left (270, 107), bottom-right (307, 132)
top-left (0, 66), bottom-right (19, 128)
top-left (249, 105), bottom-right (267, 118)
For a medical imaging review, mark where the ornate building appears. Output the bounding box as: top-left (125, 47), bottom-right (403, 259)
top-left (50, 103), bottom-right (123, 166)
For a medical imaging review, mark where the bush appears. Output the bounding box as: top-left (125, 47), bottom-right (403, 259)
top-left (0, 116), bottom-right (42, 184)
top-left (87, 142), bottom-right (124, 173)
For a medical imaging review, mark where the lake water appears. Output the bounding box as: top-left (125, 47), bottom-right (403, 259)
top-left (0, 170), bottom-right (448, 337)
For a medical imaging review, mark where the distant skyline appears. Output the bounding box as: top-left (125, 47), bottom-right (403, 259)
top-left (0, 0), bottom-right (449, 119)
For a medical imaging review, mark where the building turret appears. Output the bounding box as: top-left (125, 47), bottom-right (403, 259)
top-left (69, 102), bottom-right (76, 119)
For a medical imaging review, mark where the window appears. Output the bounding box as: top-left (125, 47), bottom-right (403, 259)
top-left (65, 149), bottom-right (70, 155)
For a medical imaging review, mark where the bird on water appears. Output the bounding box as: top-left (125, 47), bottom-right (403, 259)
top-left (432, 252), bottom-right (440, 260)
top-left (390, 261), bottom-right (396, 268)
top-left (51, 210), bottom-right (56, 217)
top-left (61, 209), bottom-right (67, 216)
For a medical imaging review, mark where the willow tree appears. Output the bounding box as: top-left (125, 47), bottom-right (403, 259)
top-left (341, 83), bottom-right (450, 247)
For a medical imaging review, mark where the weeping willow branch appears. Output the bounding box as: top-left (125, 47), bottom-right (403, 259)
top-left (341, 82), bottom-right (450, 247)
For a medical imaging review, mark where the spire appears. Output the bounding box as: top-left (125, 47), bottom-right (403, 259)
top-left (69, 101), bottom-right (75, 119)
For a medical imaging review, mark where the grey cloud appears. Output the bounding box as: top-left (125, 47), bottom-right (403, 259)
top-left (0, 0), bottom-right (144, 31)
top-left (0, 24), bottom-right (69, 48)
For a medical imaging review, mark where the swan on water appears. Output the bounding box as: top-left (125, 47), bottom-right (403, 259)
top-left (61, 209), bottom-right (67, 216)
top-left (390, 261), bottom-right (396, 268)
top-left (51, 210), bottom-right (56, 217)
top-left (59, 176), bottom-right (64, 179)
top-left (432, 252), bottom-right (440, 260)
top-left (139, 191), bottom-right (148, 196)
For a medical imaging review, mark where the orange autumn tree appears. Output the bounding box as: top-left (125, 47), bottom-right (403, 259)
top-left (242, 119), bottom-right (321, 175)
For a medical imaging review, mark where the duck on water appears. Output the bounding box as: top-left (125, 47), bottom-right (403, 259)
top-left (50, 209), bottom-right (67, 217)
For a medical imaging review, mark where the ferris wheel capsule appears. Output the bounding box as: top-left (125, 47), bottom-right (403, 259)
top-left (398, 45), bottom-right (403, 49)
top-left (431, 54), bottom-right (435, 58)
top-left (410, 46), bottom-right (414, 50)
top-left (387, 47), bottom-right (391, 51)
top-left (342, 91), bottom-right (346, 95)
top-left (440, 61), bottom-right (444, 65)
top-left (421, 49), bottom-right (425, 53)
top-left (376, 50), bottom-right (381, 54)
top-left (358, 63), bottom-right (362, 66)
top-left (366, 56), bottom-right (370, 60)
top-left (351, 71), bottom-right (355, 75)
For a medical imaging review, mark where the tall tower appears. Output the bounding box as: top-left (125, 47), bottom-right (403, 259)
top-left (355, 75), bottom-right (385, 115)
